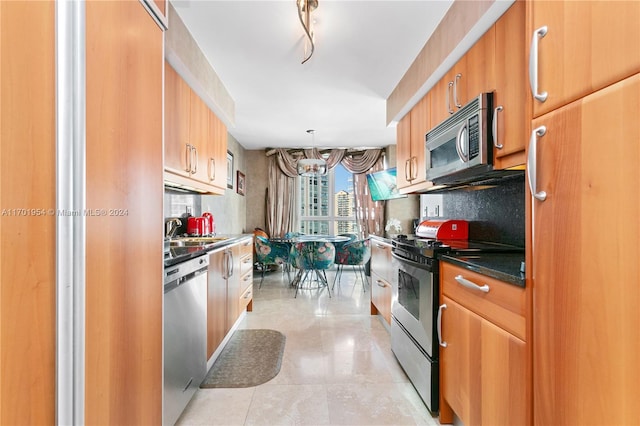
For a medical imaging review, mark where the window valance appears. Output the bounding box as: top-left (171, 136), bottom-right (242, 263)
top-left (272, 148), bottom-right (384, 178)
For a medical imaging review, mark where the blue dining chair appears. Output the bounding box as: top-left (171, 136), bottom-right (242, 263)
top-left (254, 235), bottom-right (291, 288)
top-left (289, 241), bottom-right (336, 298)
top-left (333, 238), bottom-right (371, 292)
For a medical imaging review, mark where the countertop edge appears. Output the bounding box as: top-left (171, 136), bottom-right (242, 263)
top-left (164, 234), bottom-right (252, 267)
top-left (439, 254), bottom-right (525, 288)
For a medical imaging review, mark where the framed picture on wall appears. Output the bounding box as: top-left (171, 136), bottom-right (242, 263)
top-left (226, 151), bottom-right (234, 189)
top-left (236, 171), bottom-right (245, 196)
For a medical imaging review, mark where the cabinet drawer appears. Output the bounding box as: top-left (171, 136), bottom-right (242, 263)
top-left (239, 253), bottom-right (253, 277)
top-left (371, 271), bottom-right (392, 324)
top-left (441, 262), bottom-right (526, 340)
top-left (239, 268), bottom-right (253, 294)
top-left (238, 283), bottom-right (253, 312)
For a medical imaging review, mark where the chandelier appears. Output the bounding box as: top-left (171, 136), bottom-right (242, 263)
top-left (296, 0), bottom-right (318, 64)
top-left (297, 130), bottom-right (327, 176)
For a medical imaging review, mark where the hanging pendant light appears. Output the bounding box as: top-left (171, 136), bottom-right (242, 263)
top-left (297, 130), bottom-right (327, 176)
top-left (296, 0), bottom-right (318, 64)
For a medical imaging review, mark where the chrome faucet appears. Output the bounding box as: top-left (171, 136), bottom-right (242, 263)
top-left (165, 218), bottom-right (182, 239)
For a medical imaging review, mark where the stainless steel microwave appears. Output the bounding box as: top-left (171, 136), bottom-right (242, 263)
top-left (425, 93), bottom-right (493, 184)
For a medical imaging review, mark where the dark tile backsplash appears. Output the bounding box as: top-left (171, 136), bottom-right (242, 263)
top-left (443, 175), bottom-right (525, 247)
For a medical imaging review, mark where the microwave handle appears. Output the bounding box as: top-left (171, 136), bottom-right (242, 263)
top-left (455, 122), bottom-right (468, 162)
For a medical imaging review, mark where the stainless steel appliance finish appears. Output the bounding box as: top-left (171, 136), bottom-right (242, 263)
top-left (391, 251), bottom-right (439, 413)
top-left (426, 93), bottom-right (493, 184)
top-left (390, 228), bottom-right (524, 415)
top-left (163, 254), bottom-right (209, 426)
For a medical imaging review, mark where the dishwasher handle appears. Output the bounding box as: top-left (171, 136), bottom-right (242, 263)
top-left (164, 266), bottom-right (208, 293)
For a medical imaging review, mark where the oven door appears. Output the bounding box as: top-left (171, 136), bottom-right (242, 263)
top-left (391, 252), bottom-right (437, 358)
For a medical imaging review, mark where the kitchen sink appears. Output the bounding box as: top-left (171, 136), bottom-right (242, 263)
top-left (169, 236), bottom-right (229, 247)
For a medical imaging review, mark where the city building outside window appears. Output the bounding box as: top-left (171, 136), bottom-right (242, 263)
top-left (298, 163), bottom-right (358, 235)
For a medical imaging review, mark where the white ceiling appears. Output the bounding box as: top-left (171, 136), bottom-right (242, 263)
top-left (171, 0), bottom-right (454, 151)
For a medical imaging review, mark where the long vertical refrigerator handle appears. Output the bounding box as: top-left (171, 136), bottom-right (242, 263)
top-left (527, 126), bottom-right (547, 201)
top-left (437, 304), bottom-right (448, 348)
top-left (529, 26), bottom-right (548, 102)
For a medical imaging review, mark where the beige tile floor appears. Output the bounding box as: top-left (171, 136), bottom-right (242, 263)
top-left (176, 268), bottom-right (441, 426)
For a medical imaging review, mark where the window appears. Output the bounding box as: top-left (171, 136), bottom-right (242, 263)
top-left (298, 164), bottom-right (358, 235)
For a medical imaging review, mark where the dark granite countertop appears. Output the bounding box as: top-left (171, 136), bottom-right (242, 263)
top-left (163, 234), bottom-right (252, 267)
top-left (439, 253), bottom-right (526, 287)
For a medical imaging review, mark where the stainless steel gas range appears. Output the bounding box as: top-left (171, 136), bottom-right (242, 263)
top-left (389, 219), bottom-right (523, 414)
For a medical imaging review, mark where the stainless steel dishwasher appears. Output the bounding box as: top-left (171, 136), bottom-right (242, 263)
top-left (163, 254), bottom-right (208, 426)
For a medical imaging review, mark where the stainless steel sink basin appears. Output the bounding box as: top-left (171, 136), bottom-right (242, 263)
top-left (169, 236), bottom-right (229, 247)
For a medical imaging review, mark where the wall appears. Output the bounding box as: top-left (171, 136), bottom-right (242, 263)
top-left (164, 133), bottom-right (248, 235)
top-left (435, 174), bottom-right (525, 247)
top-left (244, 150), bottom-right (269, 233)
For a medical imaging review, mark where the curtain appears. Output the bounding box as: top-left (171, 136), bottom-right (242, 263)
top-left (267, 148), bottom-right (385, 238)
top-left (353, 157), bottom-right (385, 238)
top-left (266, 155), bottom-right (297, 237)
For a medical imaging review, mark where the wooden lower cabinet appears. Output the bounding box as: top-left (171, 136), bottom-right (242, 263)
top-left (370, 238), bottom-right (393, 324)
top-left (531, 74), bottom-right (640, 425)
top-left (440, 261), bottom-right (528, 426)
top-left (207, 237), bottom-right (254, 360)
top-left (207, 247), bottom-right (229, 358)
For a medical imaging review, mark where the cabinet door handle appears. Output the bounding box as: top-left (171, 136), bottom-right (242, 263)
top-left (454, 274), bottom-right (490, 293)
top-left (410, 156), bottom-right (417, 180)
top-left (375, 243), bottom-right (387, 249)
top-left (243, 290), bottom-right (252, 299)
top-left (209, 158), bottom-right (215, 181)
top-left (184, 143), bottom-right (192, 173)
top-left (493, 106), bottom-right (504, 149)
top-left (405, 159), bottom-right (411, 181)
top-left (529, 26), bottom-right (548, 103)
top-left (376, 279), bottom-right (387, 288)
top-left (191, 146), bottom-right (198, 174)
top-left (437, 304), bottom-right (447, 348)
top-left (447, 81), bottom-right (454, 114)
top-left (454, 73), bottom-right (462, 108)
top-left (527, 126), bottom-right (547, 201)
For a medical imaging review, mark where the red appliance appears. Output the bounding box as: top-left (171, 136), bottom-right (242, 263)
top-left (186, 217), bottom-right (199, 236)
top-left (415, 219), bottom-right (468, 240)
top-left (202, 212), bottom-right (215, 235)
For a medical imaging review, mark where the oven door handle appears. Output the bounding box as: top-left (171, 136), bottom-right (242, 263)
top-left (437, 304), bottom-right (447, 348)
top-left (455, 274), bottom-right (490, 293)
top-left (391, 251), bottom-right (433, 271)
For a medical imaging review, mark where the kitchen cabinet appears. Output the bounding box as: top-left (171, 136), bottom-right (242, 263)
top-left (493, 0), bottom-right (528, 169)
top-left (164, 62), bottom-right (227, 194)
top-left (207, 247), bottom-right (229, 358)
top-left (397, 94), bottom-right (432, 193)
top-left (430, 27), bottom-right (496, 127)
top-left (370, 237), bottom-right (394, 324)
top-left (530, 74), bottom-right (640, 425)
top-left (528, 1), bottom-right (640, 118)
top-left (85, 1), bottom-right (164, 423)
top-left (439, 262), bottom-right (528, 425)
top-left (0, 2), bottom-right (56, 424)
top-left (207, 237), bottom-right (253, 360)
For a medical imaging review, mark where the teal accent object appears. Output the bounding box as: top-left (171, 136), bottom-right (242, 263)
top-left (254, 236), bottom-right (291, 288)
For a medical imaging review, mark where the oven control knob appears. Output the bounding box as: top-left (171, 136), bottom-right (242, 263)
top-left (396, 234), bottom-right (408, 240)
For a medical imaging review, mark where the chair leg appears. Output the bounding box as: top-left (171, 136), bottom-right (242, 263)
top-left (332, 264), bottom-right (342, 290)
top-left (321, 270), bottom-right (332, 298)
top-left (259, 264), bottom-right (266, 289)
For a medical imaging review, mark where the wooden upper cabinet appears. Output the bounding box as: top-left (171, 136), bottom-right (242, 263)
top-left (493, 0), bottom-right (528, 169)
top-left (395, 113), bottom-right (412, 189)
top-left (430, 27), bottom-right (495, 127)
top-left (152, 0), bottom-right (165, 17)
top-left (207, 112), bottom-right (228, 191)
top-left (164, 62), bottom-right (227, 194)
top-left (531, 74), bottom-right (640, 425)
top-left (165, 62), bottom-right (191, 177)
top-left (529, 1), bottom-right (640, 117)
top-left (397, 94), bottom-right (432, 193)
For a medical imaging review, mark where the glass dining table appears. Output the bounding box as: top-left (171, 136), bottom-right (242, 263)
top-left (270, 235), bottom-right (351, 297)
